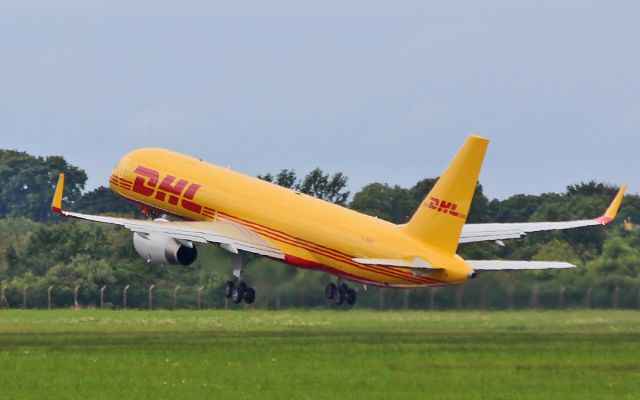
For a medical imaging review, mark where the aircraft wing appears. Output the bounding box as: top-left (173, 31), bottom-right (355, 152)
top-left (460, 184), bottom-right (627, 244)
top-left (51, 174), bottom-right (284, 260)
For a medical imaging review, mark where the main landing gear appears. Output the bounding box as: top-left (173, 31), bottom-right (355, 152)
top-left (224, 280), bottom-right (255, 304)
top-left (325, 281), bottom-right (357, 306)
top-left (223, 252), bottom-right (256, 305)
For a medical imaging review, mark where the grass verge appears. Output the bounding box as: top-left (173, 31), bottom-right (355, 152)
top-left (0, 309), bottom-right (639, 399)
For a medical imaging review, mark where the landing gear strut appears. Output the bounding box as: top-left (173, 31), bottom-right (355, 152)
top-left (325, 280), bottom-right (357, 306)
top-left (223, 252), bottom-right (256, 305)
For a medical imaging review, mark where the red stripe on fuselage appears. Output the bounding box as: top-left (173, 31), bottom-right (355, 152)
top-left (110, 184), bottom-right (444, 286)
top-left (215, 211), bottom-right (439, 285)
top-left (283, 255), bottom-right (402, 287)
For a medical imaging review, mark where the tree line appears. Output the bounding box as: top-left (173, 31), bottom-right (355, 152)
top-left (1, 148), bottom-right (639, 310)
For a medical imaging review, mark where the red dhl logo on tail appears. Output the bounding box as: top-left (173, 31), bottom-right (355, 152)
top-left (426, 197), bottom-right (466, 219)
top-left (131, 166), bottom-right (204, 214)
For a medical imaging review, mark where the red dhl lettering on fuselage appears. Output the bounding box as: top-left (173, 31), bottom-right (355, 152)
top-left (130, 166), bottom-right (204, 214)
top-left (426, 197), bottom-right (466, 219)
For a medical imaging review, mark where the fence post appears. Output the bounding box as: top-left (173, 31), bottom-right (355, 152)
top-left (584, 286), bottom-right (592, 308)
top-left (173, 285), bottom-right (180, 311)
top-left (123, 284), bottom-right (130, 310)
top-left (48, 285), bottom-right (54, 310)
top-left (148, 285), bottom-right (155, 310)
top-left (197, 286), bottom-right (204, 310)
top-left (429, 288), bottom-right (437, 311)
top-left (378, 289), bottom-right (384, 310)
top-left (529, 285), bottom-right (539, 308)
top-left (274, 293), bottom-right (278, 311)
top-left (612, 286), bottom-right (619, 309)
top-left (455, 286), bottom-right (464, 310)
top-left (558, 286), bottom-right (565, 309)
top-left (507, 286), bottom-right (514, 310)
top-left (22, 285), bottom-right (29, 309)
top-left (100, 286), bottom-right (107, 309)
top-left (480, 285), bottom-right (487, 310)
top-left (1, 285), bottom-right (10, 309)
top-left (403, 289), bottom-right (410, 309)
top-left (73, 285), bottom-right (80, 310)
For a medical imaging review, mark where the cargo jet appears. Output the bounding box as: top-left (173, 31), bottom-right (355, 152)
top-left (51, 135), bottom-right (627, 306)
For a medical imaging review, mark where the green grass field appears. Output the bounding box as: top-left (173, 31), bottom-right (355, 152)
top-left (1, 310), bottom-right (639, 399)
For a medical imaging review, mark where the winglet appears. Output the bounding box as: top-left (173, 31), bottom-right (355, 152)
top-left (51, 173), bottom-right (65, 214)
top-left (594, 184), bottom-right (627, 225)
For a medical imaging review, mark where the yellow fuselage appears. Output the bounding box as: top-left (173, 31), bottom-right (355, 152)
top-left (110, 148), bottom-right (471, 287)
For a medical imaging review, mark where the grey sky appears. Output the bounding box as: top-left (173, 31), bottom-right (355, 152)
top-left (1, 1), bottom-right (638, 199)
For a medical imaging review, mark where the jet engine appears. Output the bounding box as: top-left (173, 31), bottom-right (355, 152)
top-left (133, 232), bottom-right (198, 266)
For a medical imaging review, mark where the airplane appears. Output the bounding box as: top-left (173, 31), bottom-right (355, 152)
top-left (51, 135), bottom-right (627, 306)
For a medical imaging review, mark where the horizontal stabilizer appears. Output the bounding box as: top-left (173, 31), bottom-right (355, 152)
top-left (468, 260), bottom-right (575, 271)
top-left (352, 257), bottom-right (442, 270)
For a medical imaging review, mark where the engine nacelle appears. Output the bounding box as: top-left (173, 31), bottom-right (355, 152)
top-left (133, 232), bottom-right (198, 266)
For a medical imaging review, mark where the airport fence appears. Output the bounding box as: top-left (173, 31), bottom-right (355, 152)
top-left (1, 281), bottom-right (640, 310)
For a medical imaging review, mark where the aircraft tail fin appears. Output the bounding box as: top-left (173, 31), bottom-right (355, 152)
top-left (401, 135), bottom-right (489, 253)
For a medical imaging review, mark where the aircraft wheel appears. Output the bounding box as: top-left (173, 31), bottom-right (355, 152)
top-left (346, 288), bottom-right (357, 306)
top-left (231, 285), bottom-right (245, 304)
top-left (334, 286), bottom-right (346, 305)
top-left (244, 287), bottom-right (256, 304)
top-left (223, 281), bottom-right (234, 299)
top-left (325, 283), bottom-right (337, 299)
